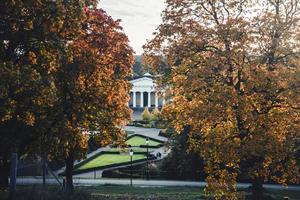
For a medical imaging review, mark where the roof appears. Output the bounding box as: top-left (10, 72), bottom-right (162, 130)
top-left (143, 73), bottom-right (152, 77)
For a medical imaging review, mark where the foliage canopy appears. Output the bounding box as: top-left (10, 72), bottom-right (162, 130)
top-left (0, 0), bottom-right (133, 191)
top-left (144, 0), bottom-right (300, 199)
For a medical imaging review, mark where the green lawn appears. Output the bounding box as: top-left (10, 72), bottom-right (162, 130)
top-left (264, 188), bottom-right (300, 200)
top-left (0, 186), bottom-right (205, 200)
top-left (75, 135), bottom-right (162, 172)
top-left (86, 185), bottom-right (204, 200)
top-left (78, 153), bottom-right (147, 170)
top-left (2, 186), bottom-right (299, 200)
top-left (126, 135), bottom-right (163, 147)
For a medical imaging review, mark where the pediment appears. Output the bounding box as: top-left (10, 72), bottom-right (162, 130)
top-left (130, 77), bottom-right (154, 86)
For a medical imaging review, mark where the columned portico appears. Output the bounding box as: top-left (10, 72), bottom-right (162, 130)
top-left (130, 91), bottom-right (164, 108)
top-left (129, 73), bottom-right (165, 109)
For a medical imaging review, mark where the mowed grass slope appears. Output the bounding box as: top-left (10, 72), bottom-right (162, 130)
top-left (86, 185), bottom-right (204, 200)
top-left (75, 135), bottom-right (163, 171)
top-left (3, 186), bottom-right (299, 200)
top-left (0, 186), bottom-right (204, 200)
top-left (85, 186), bottom-right (300, 200)
top-left (78, 154), bottom-right (146, 170)
top-left (126, 135), bottom-right (163, 146)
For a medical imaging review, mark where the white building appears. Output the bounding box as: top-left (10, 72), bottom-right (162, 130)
top-left (129, 73), bottom-right (165, 108)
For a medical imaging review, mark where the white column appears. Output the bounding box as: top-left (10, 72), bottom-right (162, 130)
top-left (155, 93), bottom-right (158, 107)
top-left (133, 92), bottom-right (136, 108)
top-left (148, 92), bottom-right (151, 107)
top-left (162, 93), bottom-right (166, 106)
top-left (141, 92), bottom-right (144, 108)
top-left (140, 91), bottom-right (144, 108)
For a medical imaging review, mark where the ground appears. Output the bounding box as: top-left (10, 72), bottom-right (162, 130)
top-left (108, 147), bottom-right (157, 153)
top-left (132, 109), bottom-right (143, 121)
top-left (124, 126), bottom-right (166, 141)
top-left (78, 154), bottom-right (147, 171)
top-left (84, 185), bottom-right (204, 200)
top-left (73, 134), bottom-right (164, 173)
top-left (126, 135), bottom-right (163, 147)
top-left (1, 185), bottom-right (300, 200)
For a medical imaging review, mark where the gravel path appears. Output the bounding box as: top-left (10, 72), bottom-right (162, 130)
top-left (124, 126), bottom-right (167, 142)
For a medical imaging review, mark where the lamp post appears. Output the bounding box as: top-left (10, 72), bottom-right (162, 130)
top-left (129, 149), bottom-right (133, 186)
top-left (146, 138), bottom-right (149, 180)
top-left (9, 153), bottom-right (17, 200)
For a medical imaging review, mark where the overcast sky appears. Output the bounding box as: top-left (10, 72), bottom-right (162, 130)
top-left (99, 0), bottom-right (165, 55)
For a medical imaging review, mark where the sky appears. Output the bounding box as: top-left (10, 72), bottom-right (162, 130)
top-left (99, 0), bottom-right (165, 55)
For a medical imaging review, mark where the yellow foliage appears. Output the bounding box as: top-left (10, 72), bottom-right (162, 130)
top-left (144, 0), bottom-right (300, 198)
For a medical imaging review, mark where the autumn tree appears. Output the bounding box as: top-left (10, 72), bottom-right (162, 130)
top-left (144, 0), bottom-right (300, 199)
top-left (0, 0), bottom-right (91, 187)
top-left (0, 1), bottom-right (133, 193)
top-left (51, 8), bottom-right (133, 193)
top-left (133, 56), bottom-right (145, 77)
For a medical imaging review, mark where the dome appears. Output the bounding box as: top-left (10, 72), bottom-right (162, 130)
top-left (143, 72), bottom-right (152, 77)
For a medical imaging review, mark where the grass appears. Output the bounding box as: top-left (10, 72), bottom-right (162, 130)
top-left (0, 186), bottom-right (205, 200)
top-left (264, 188), bottom-right (300, 200)
top-left (74, 135), bottom-right (162, 172)
top-left (84, 185), bottom-right (300, 200)
top-left (85, 185), bottom-right (204, 200)
top-left (126, 135), bottom-right (163, 147)
top-left (1, 185), bottom-right (300, 200)
top-left (0, 186), bottom-right (91, 200)
top-left (78, 153), bottom-right (147, 170)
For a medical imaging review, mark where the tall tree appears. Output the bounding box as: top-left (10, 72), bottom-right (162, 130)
top-left (0, 0), bottom-right (91, 187)
top-left (0, 1), bottom-right (133, 193)
top-left (52, 8), bottom-right (133, 192)
top-left (133, 56), bottom-right (145, 77)
top-left (144, 0), bottom-right (300, 199)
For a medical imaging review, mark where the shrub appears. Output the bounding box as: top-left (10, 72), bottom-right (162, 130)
top-left (151, 107), bottom-right (161, 121)
top-left (159, 128), bottom-right (175, 138)
top-left (141, 107), bottom-right (152, 121)
top-left (133, 120), bottom-right (149, 124)
top-left (143, 124), bottom-right (152, 128)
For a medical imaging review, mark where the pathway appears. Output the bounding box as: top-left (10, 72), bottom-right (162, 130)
top-left (125, 126), bottom-right (167, 141)
top-left (15, 177), bottom-right (300, 191)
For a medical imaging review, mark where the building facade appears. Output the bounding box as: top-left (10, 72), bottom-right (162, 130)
top-left (129, 73), bottom-right (165, 108)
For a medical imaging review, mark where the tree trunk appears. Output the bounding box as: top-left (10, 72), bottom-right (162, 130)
top-left (0, 158), bottom-right (9, 188)
top-left (252, 177), bottom-right (264, 200)
top-left (65, 153), bottom-right (74, 194)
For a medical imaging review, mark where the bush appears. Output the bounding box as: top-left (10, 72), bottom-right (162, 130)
top-left (157, 129), bottom-right (205, 181)
top-left (151, 107), bottom-right (161, 121)
top-left (141, 107), bottom-right (152, 121)
top-left (143, 124), bottom-right (152, 128)
top-left (159, 128), bottom-right (174, 138)
top-left (133, 120), bottom-right (149, 124)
